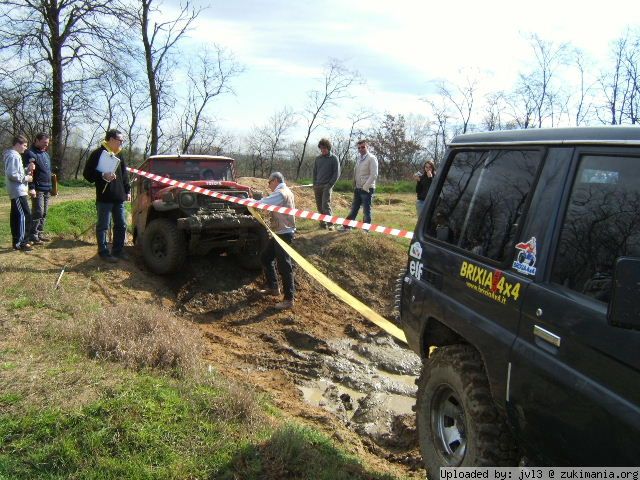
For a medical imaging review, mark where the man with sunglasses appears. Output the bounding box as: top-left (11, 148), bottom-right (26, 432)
top-left (340, 139), bottom-right (378, 232)
top-left (83, 129), bottom-right (131, 263)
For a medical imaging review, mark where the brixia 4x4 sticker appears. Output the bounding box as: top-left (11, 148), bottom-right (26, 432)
top-left (460, 261), bottom-right (521, 304)
top-left (512, 236), bottom-right (537, 276)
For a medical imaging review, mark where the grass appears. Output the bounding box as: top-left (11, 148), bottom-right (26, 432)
top-left (300, 179), bottom-right (416, 194)
top-left (46, 199), bottom-right (97, 237)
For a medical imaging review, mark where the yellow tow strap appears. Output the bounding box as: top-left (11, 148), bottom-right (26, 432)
top-left (250, 208), bottom-right (408, 344)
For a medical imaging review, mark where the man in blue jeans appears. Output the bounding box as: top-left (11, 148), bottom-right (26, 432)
top-left (23, 133), bottom-right (52, 244)
top-left (83, 129), bottom-right (130, 263)
top-left (340, 139), bottom-right (378, 231)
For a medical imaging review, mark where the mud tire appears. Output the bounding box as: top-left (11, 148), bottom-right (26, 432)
top-left (142, 218), bottom-right (186, 274)
top-left (235, 226), bottom-right (268, 270)
top-left (416, 345), bottom-right (518, 478)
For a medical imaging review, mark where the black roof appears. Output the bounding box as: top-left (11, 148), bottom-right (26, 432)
top-left (450, 126), bottom-right (640, 146)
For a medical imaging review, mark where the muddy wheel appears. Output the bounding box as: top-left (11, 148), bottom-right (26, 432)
top-left (416, 345), bottom-right (517, 478)
top-left (142, 218), bottom-right (186, 274)
top-left (235, 226), bottom-right (268, 270)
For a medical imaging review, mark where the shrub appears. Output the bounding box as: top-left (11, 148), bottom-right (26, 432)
top-left (82, 304), bottom-right (204, 378)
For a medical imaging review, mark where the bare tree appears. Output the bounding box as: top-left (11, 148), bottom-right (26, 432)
top-left (177, 45), bottom-right (243, 153)
top-left (245, 108), bottom-right (296, 177)
top-left (295, 60), bottom-right (360, 179)
top-left (516, 34), bottom-right (569, 128)
top-left (332, 109), bottom-right (373, 170)
top-left (598, 33), bottom-right (632, 125)
top-left (622, 33), bottom-right (640, 124)
top-left (0, 0), bottom-right (115, 178)
top-left (481, 92), bottom-right (507, 131)
top-left (438, 73), bottom-right (479, 134)
top-left (423, 98), bottom-right (452, 164)
top-left (571, 50), bottom-right (597, 126)
top-left (128, 0), bottom-right (202, 155)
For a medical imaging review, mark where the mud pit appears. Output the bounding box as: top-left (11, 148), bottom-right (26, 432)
top-left (161, 228), bottom-right (425, 477)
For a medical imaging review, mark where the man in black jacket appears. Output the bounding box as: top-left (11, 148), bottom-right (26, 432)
top-left (83, 129), bottom-right (130, 263)
top-left (23, 133), bottom-right (52, 244)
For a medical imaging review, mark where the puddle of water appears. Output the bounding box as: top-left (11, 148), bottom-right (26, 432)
top-left (298, 378), bottom-right (366, 419)
top-left (384, 393), bottom-right (415, 416)
top-left (351, 350), bottom-right (417, 391)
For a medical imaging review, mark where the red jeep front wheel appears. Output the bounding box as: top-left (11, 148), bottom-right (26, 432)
top-left (142, 218), bottom-right (186, 274)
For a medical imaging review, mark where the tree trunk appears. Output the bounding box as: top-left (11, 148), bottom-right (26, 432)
top-left (50, 11), bottom-right (65, 179)
top-left (142, 0), bottom-right (159, 155)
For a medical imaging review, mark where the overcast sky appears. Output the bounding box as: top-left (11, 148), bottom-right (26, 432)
top-left (169, 0), bottom-right (640, 137)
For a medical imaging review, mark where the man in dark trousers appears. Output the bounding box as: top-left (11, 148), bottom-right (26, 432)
top-left (23, 133), bottom-right (52, 244)
top-left (83, 129), bottom-right (130, 263)
top-left (4, 135), bottom-right (33, 251)
top-left (312, 138), bottom-right (340, 230)
top-left (259, 172), bottom-right (296, 310)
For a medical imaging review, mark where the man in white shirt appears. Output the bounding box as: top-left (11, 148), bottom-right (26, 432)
top-left (259, 172), bottom-right (296, 310)
top-left (341, 139), bottom-right (378, 231)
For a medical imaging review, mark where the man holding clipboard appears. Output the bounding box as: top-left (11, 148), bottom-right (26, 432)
top-left (83, 129), bottom-right (131, 263)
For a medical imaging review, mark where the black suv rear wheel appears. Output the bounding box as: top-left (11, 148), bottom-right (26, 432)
top-left (416, 345), bottom-right (517, 477)
top-left (142, 218), bottom-right (186, 274)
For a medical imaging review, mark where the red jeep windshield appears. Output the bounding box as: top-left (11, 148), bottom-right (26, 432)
top-left (150, 159), bottom-right (234, 181)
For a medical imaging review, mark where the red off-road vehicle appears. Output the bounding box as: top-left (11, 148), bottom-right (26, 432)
top-left (132, 155), bottom-right (267, 274)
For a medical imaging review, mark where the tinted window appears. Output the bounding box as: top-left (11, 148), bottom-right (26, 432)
top-left (551, 155), bottom-right (640, 303)
top-left (425, 149), bottom-right (541, 262)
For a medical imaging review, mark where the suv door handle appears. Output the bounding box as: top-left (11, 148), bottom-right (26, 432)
top-left (533, 325), bottom-right (561, 347)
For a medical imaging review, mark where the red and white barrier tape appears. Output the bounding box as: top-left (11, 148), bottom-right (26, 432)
top-left (127, 167), bottom-right (415, 239)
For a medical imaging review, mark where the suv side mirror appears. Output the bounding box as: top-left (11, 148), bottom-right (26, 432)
top-left (608, 257), bottom-right (640, 330)
top-left (142, 179), bottom-right (151, 192)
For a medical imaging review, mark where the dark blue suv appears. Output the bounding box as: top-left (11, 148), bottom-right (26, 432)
top-left (399, 127), bottom-right (640, 474)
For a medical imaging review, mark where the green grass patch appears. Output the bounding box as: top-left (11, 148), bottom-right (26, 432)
top-left (0, 374), bottom-right (260, 479)
top-left (45, 201), bottom-right (131, 238)
top-left (225, 423), bottom-right (397, 480)
top-left (332, 179), bottom-right (415, 194)
top-left (0, 372), bottom-right (395, 480)
top-left (46, 200), bottom-right (97, 237)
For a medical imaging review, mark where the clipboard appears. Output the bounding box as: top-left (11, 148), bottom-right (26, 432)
top-left (97, 150), bottom-right (121, 193)
top-left (96, 150), bottom-right (119, 173)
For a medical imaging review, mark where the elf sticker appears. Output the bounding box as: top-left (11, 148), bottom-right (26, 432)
top-left (512, 237), bottom-right (537, 276)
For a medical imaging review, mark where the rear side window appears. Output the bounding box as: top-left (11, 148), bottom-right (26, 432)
top-left (425, 149), bottom-right (541, 262)
top-left (551, 155), bottom-right (640, 303)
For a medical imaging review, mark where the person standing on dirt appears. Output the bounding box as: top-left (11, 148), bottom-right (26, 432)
top-left (312, 138), bottom-right (340, 230)
top-left (23, 133), bottom-right (52, 245)
top-left (259, 172), bottom-right (296, 310)
top-left (339, 139), bottom-right (378, 232)
top-left (4, 135), bottom-right (33, 251)
top-left (415, 160), bottom-right (436, 215)
top-left (83, 129), bottom-right (130, 263)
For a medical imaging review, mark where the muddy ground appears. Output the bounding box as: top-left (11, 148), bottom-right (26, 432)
top-left (5, 181), bottom-right (426, 478)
